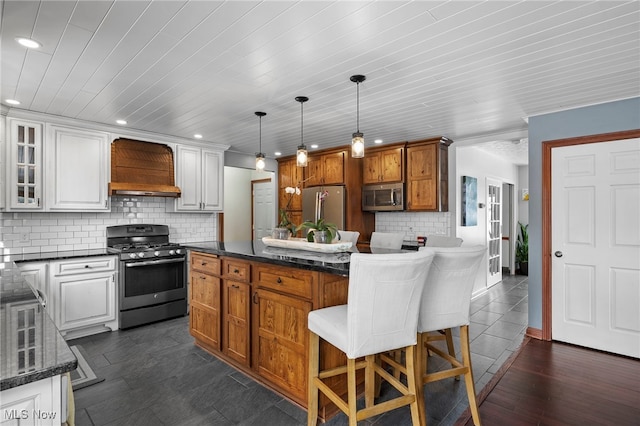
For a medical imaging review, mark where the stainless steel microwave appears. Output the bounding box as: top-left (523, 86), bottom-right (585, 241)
top-left (362, 182), bottom-right (404, 211)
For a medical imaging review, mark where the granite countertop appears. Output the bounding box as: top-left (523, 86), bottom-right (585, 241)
top-left (0, 262), bottom-right (77, 391)
top-left (6, 247), bottom-right (113, 264)
top-left (184, 240), bottom-right (355, 276)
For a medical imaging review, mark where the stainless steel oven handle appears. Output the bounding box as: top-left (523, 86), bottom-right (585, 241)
top-left (125, 258), bottom-right (185, 268)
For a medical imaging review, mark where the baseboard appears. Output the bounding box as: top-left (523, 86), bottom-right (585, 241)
top-left (526, 327), bottom-right (543, 340)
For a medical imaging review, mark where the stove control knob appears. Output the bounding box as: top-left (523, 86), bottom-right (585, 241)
top-left (169, 250), bottom-right (175, 256)
top-left (138, 252), bottom-right (145, 258)
top-left (176, 249), bottom-right (182, 255)
top-left (154, 251), bottom-right (160, 257)
top-left (129, 253), bottom-right (137, 259)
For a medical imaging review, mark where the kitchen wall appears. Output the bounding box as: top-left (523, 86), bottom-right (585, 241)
top-left (0, 196), bottom-right (216, 254)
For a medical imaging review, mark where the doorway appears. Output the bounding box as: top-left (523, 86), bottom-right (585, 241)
top-left (252, 179), bottom-right (274, 240)
top-left (542, 129), bottom-right (640, 357)
top-left (487, 178), bottom-right (502, 287)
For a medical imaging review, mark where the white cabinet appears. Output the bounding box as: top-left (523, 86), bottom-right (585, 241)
top-left (49, 256), bottom-right (118, 339)
top-left (173, 145), bottom-right (223, 212)
top-left (17, 262), bottom-right (49, 309)
top-left (0, 114), bottom-right (5, 210)
top-left (0, 374), bottom-right (62, 426)
top-left (7, 118), bottom-right (44, 210)
top-left (45, 124), bottom-right (110, 211)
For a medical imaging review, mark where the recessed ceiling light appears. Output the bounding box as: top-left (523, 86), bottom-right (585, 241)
top-left (374, 139), bottom-right (383, 144)
top-left (194, 134), bottom-right (203, 139)
top-left (274, 152), bottom-right (282, 156)
top-left (16, 37), bottom-right (41, 49)
top-left (5, 99), bottom-right (20, 105)
top-left (310, 144), bottom-right (318, 149)
top-left (116, 119), bottom-right (127, 125)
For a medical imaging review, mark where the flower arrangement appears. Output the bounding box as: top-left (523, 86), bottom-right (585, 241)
top-left (279, 186), bottom-right (300, 235)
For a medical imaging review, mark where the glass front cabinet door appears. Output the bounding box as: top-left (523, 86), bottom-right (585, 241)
top-left (9, 119), bottom-right (43, 210)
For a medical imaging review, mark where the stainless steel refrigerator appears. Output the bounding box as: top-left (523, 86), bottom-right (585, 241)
top-left (301, 185), bottom-right (346, 230)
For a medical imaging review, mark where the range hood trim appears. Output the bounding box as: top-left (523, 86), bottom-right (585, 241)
top-left (108, 182), bottom-right (181, 198)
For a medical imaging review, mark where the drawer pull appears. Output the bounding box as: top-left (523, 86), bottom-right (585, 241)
top-left (201, 261), bottom-right (207, 266)
top-left (233, 269), bottom-right (240, 274)
top-left (232, 284), bottom-right (240, 289)
top-left (276, 277), bottom-right (282, 284)
top-left (84, 265), bottom-right (90, 268)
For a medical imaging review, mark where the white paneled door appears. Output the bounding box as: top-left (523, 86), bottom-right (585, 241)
top-left (552, 138), bottom-right (640, 358)
top-left (253, 180), bottom-right (274, 240)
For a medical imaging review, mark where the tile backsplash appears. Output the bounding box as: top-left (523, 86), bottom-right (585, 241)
top-left (0, 196), bottom-right (216, 254)
top-left (375, 211), bottom-right (451, 241)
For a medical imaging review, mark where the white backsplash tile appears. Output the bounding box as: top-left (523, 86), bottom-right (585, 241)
top-left (0, 196), bottom-right (217, 254)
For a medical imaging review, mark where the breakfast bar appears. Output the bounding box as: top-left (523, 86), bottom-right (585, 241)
top-left (184, 240), bottom-right (360, 421)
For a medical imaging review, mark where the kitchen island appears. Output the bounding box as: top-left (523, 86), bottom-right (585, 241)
top-left (183, 240), bottom-right (358, 421)
top-left (0, 260), bottom-right (77, 425)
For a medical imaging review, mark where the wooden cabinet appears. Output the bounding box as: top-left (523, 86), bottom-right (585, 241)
top-left (406, 137), bottom-right (452, 211)
top-left (189, 251), bottom-right (354, 418)
top-left (174, 145), bottom-right (224, 212)
top-left (7, 118), bottom-right (43, 210)
top-left (222, 258), bottom-right (251, 366)
top-left (49, 256), bottom-right (118, 339)
top-left (189, 252), bottom-right (222, 351)
top-left (304, 150), bottom-right (345, 186)
top-left (277, 157), bottom-right (303, 210)
top-left (363, 145), bottom-right (404, 184)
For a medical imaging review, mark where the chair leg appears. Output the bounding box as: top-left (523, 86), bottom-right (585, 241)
top-left (444, 328), bottom-right (460, 381)
top-left (307, 332), bottom-right (320, 426)
top-left (460, 325), bottom-right (481, 426)
top-left (405, 344), bottom-right (423, 426)
top-left (347, 357), bottom-right (358, 426)
top-left (413, 336), bottom-right (428, 426)
top-left (365, 355), bottom-right (376, 408)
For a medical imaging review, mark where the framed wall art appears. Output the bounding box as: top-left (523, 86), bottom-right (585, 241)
top-left (461, 176), bottom-right (478, 226)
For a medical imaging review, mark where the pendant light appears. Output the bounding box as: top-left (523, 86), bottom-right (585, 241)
top-left (255, 111), bottom-right (266, 171)
top-left (350, 75), bottom-right (366, 158)
top-left (295, 96), bottom-right (309, 167)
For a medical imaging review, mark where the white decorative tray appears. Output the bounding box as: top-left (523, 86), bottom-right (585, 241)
top-left (261, 237), bottom-right (353, 253)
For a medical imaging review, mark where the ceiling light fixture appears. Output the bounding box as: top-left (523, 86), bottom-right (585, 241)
top-left (194, 134), bottom-right (203, 139)
top-left (5, 99), bottom-right (20, 105)
top-left (350, 75), bottom-right (366, 158)
top-left (116, 119), bottom-right (127, 125)
top-left (255, 111), bottom-right (267, 171)
top-left (16, 37), bottom-right (41, 49)
top-left (295, 96), bottom-right (309, 167)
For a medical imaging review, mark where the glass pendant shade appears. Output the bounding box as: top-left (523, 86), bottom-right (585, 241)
top-left (255, 153), bottom-right (266, 170)
top-left (296, 145), bottom-right (308, 167)
top-left (351, 132), bottom-right (364, 158)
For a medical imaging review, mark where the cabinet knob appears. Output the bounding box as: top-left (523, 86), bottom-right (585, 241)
top-left (234, 269), bottom-right (240, 274)
top-left (84, 265), bottom-right (90, 268)
top-left (276, 277), bottom-right (282, 284)
top-left (201, 261), bottom-right (207, 266)
top-left (232, 284), bottom-right (240, 289)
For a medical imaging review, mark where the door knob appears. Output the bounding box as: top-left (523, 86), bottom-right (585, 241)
top-left (554, 251), bottom-right (563, 258)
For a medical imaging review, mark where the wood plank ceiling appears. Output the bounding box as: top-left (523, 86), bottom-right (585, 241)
top-left (1, 1), bottom-right (639, 165)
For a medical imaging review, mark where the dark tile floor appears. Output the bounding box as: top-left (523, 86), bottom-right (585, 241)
top-left (69, 275), bottom-right (528, 426)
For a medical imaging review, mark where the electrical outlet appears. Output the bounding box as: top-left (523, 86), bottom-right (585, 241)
top-left (20, 233), bottom-right (29, 242)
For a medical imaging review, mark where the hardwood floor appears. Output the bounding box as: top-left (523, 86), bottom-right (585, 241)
top-left (459, 338), bottom-right (640, 426)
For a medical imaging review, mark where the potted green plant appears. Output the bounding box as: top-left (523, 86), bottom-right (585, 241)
top-left (516, 222), bottom-right (528, 275)
top-left (296, 218), bottom-right (338, 244)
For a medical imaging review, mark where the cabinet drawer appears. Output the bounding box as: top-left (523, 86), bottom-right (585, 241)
top-left (191, 252), bottom-right (220, 275)
top-left (52, 256), bottom-right (116, 276)
top-left (222, 259), bottom-right (250, 283)
top-left (255, 265), bottom-right (313, 299)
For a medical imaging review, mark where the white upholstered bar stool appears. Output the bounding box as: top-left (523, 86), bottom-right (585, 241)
top-left (415, 246), bottom-right (487, 425)
top-left (336, 230), bottom-right (360, 245)
top-left (369, 231), bottom-right (405, 249)
top-left (307, 250), bottom-right (435, 426)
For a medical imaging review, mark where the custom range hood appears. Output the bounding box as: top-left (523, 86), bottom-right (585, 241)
top-left (109, 138), bottom-right (181, 197)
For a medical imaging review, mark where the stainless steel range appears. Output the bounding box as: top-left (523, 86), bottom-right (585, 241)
top-left (106, 224), bottom-right (187, 329)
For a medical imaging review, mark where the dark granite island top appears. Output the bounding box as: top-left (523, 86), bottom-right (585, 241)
top-left (0, 261), bottom-right (77, 391)
top-left (183, 240), bottom-right (355, 276)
